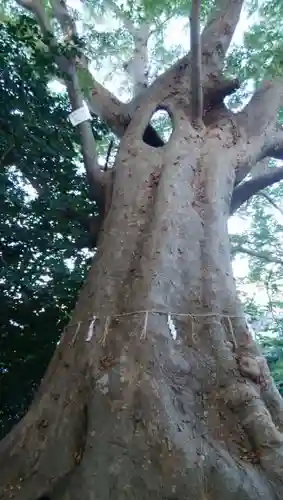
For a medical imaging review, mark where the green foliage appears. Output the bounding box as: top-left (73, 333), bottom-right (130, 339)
top-left (227, 0), bottom-right (283, 82)
top-left (0, 15), bottom-right (108, 438)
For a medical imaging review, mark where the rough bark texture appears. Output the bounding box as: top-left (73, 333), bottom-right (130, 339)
top-left (2, 0), bottom-right (283, 499)
top-left (1, 83), bottom-right (283, 500)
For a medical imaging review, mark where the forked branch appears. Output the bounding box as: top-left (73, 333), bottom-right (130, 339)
top-left (129, 0), bottom-right (243, 118)
top-left (190, 0), bottom-right (203, 124)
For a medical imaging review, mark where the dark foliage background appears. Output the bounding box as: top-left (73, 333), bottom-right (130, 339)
top-left (0, 15), bottom-right (108, 438)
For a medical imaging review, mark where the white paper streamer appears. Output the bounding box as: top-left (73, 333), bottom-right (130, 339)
top-left (86, 315), bottom-right (97, 341)
top-left (140, 311), bottom-right (149, 339)
top-left (167, 314), bottom-right (177, 340)
top-left (69, 104), bottom-right (91, 126)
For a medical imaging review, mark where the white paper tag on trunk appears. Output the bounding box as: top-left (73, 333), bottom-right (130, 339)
top-left (68, 104), bottom-right (91, 126)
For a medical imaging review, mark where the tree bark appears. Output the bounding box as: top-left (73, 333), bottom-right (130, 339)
top-left (1, 86), bottom-right (283, 500)
top-left (3, 0), bottom-right (283, 498)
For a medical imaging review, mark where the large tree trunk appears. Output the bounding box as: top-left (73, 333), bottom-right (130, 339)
top-left (1, 93), bottom-right (283, 500)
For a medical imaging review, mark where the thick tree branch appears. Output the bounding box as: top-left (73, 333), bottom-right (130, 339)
top-left (190, 0), bottom-right (203, 125)
top-left (234, 154), bottom-right (270, 188)
top-left (66, 67), bottom-right (106, 207)
top-left (16, 0), bottom-right (52, 32)
top-left (44, 70), bottom-right (128, 137)
top-left (234, 83), bottom-right (283, 186)
top-left (234, 157), bottom-right (269, 192)
top-left (164, 0), bottom-right (243, 87)
top-left (130, 24), bottom-right (150, 97)
top-left (82, 0), bottom-right (150, 98)
top-left (16, 0), bottom-right (243, 151)
top-left (19, 0), bottom-right (242, 141)
top-left (232, 246), bottom-right (283, 265)
top-left (53, 0), bottom-right (132, 134)
top-left (249, 158), bottom-right (270, 179)
top-left (76, 64), bottom-right (131, 136)
top-left (237, 80), bottom-right (283, 139)
top-left (18, 0), bottom-right (244, 141)
top-left (230, 166), bottom-right (283, 214)
top-left (48, 0), bottom-right (107, 205)
top-left (50, 0), bottom-right (77, 37)
top-left (51, 0), bottom-right (121, 219)
top-left (201, 0), bottom-right (244, 68)
top-left (263, 122), bottom-right (283, 161)
top-left (74, 62), bottom-right (164, 146)
top-left (204, 78), bottom-right (240, 113)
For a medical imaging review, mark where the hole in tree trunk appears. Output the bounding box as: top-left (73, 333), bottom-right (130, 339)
top-left (143, 109), bottom-right (173, 147)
